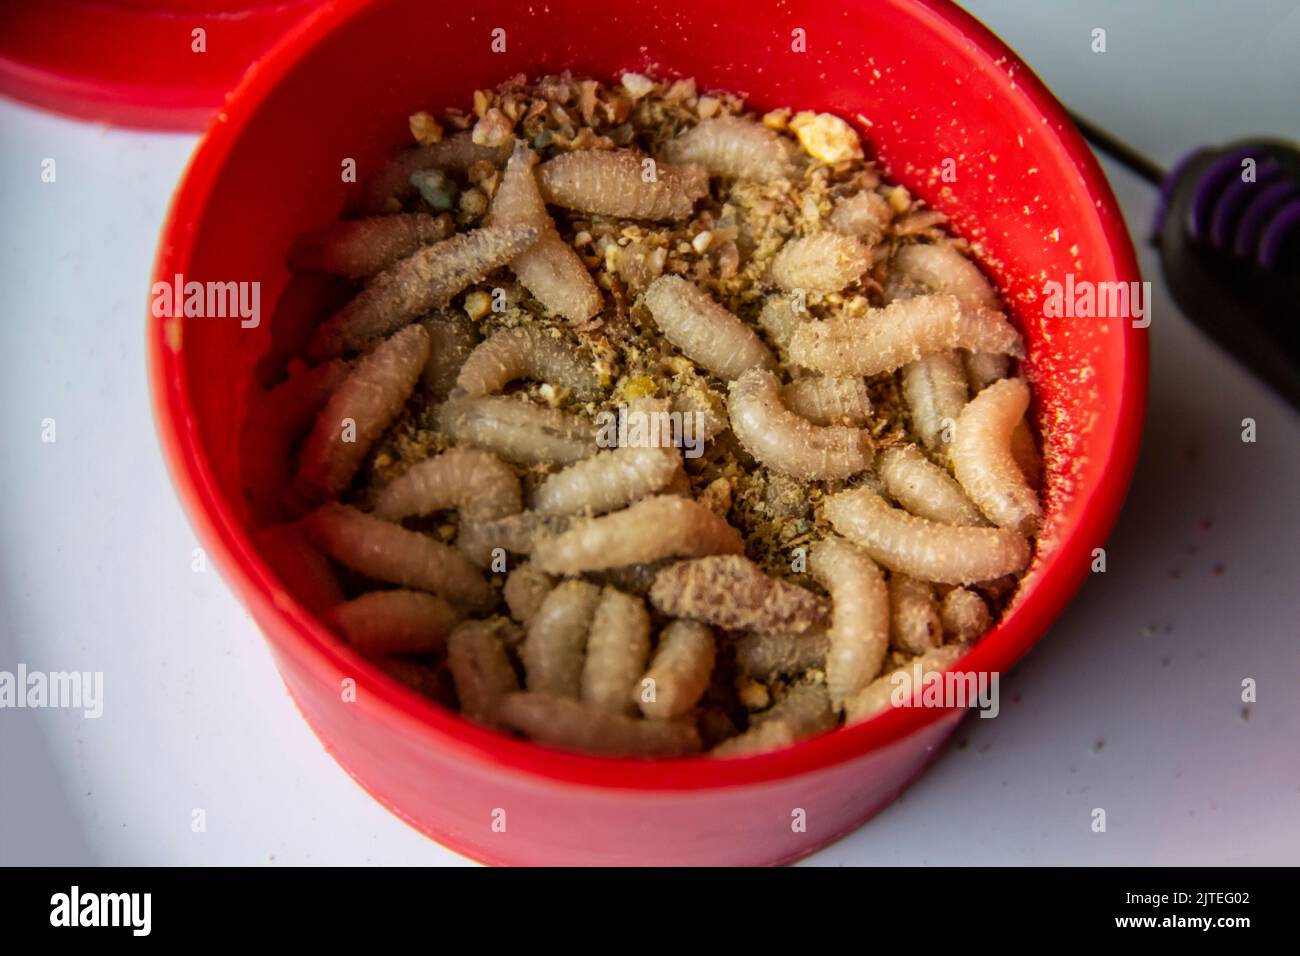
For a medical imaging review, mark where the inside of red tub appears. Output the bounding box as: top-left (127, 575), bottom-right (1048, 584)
top-left (166, 0), bottom-right (1135, 710)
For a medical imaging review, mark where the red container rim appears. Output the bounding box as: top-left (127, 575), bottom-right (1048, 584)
top-left (0, 1), bottom-right (321, 131)
top-left (149, 0), bottom-right (1147, 793)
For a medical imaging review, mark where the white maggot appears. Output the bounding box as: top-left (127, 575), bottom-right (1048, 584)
top-left (788, 294), bottom-right (1023, 376)
top-left (521, 579), bottom-right (600, 698)
top-left (728, 367), bottom-right (873, 480)
top-left (824, 486), bottom-right (1030, 585)
top-left (901, 350), bottom-right (968, 452)
top-left (503, 562), bottom-right (555, 625)
top-left (844, 644), bottom-right (966, 725)
top-left (810, 537), bottom-right (890, 710)
top-left (888, 574), bottom-right (942, 655)
top-left (950, 378), bottom-right (1042, 535)
top-left (308, 223), bottom-right (538, 357)
top-left (302, 503), bottom-right (492, 608)
top-left (779, 376), bottom-right (871, 426)
top-left (581, 587), bottom-right (652, 714)
top-left (939, 587), bottom-right (993, 642)
top-left (486, 141), bottom-right (603, 322)
top-left (437, 395), bottom-right (593, 466)
top-left (531, 495), bottom-right (744, 575)
top-left (756, 294), bottom-right (807, 352)
top-left (659, 116), bottom-right (796, 183)
top-left (769, 233), bottom-right (871, 295)
top-left (829, 189), bottom-right (893, 244)
top-left (497, 691), bottom-right (701, 757)
top-left (447, 618), bottom-right (521, 727)
top-left (328, 589), bottom-right (461, 657)
top-left (891, 242), bottom-right (1001, 312)
top-left (532, 445), bottom-right (682, 516)
top-left (372, 448), bottom-right (522, 523)
top-left (536, 150), bottom-right (709, 221)
top-left (637, 620), bottom-right (715, 719)
top-left (878, 444), bottom-right (987, 527)
top-left (296, 324), bottom-right (429, 504)
top-left (455, 325), bottom-right (601, 401)
top-left (643, 276), bottom-right (776, 381)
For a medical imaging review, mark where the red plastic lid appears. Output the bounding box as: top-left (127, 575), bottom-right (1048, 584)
top-left (0, 1), bottom-right (322, 131)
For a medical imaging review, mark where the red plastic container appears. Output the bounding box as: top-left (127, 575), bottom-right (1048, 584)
top-left (149, 0), bottom-right (1145, 865)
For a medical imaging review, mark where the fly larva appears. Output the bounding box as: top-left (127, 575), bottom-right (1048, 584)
top-left (372, 448), bottom-right (522, 523)
top-left (447, 618), bottom-right (520, 726)
top-left (712, 682), bottom-right (835, 756)
top-left (637, 620), bottom-right (715, 719)
top-left (728, 367), bottom-right (873, 481)
top-left (733, 629), bottom-right (829, 679)
top-left (844, 644), bottom-right (966, 725)
top-left (950, 378), bottom-right (1042, 535)
top-left (891, 242), bottom-right (1001, 311)
top-left (829, 189), bottom-right (893, 244)
top-left (287, 213), bottom-right (451, 278)
top-left (643, 276), bottom-right (776, 381)
top-left (532, 445), bottom-right (681, 516)
top-left (327, 589), bottom-right (461, 657)
top-left (581, 587), bottom-right (651, 714)
top-left (496, 691), bottom-right (702, 757)
top-left (356, 132), bottom-right (511, 214)
top-left (302, 503), bottom-right (493, 608)
top-left (769, 233), bottom-right (871, 295)
top-left (420, 313), bottom-right (479, 400)
top-left (254, 523), bottom-right (343, 615)
top-left (939, 587), bottom-right (992, 642)
top-left (964, 350), bottom-right (1011, 391)
top-left (503, 562), bottom-right (555, 625)
top-left (757, 294), bottom-right (807, 351)
top-left (295, 324), bottom-right (429, 504)
top-left (437, 395), bottom-right (592, 466)
top-left (878, 444), bottom-right (987, 527)
top-left (485, 141), bottom-right (602, 322)
top-left (902, 350), bottom-right (968, 453)
top-left (1011, 419), bottom-right (1043, 490)
top-left (787, 294), bottom-right (1023, 376)
top-left (308, 223), bottom-right (538, 357)
top-left (455, 325), bottom-right (601, 401)
top-left (659, 115), bottom-right (796, 183)
top-left (648, 555), bottom-right (830, 634)
top-left (242, 359), bottom-right (350, 521)
top-left (521, 579), bottom-right (600, 698)
top-left (888, 573), bottom-right (942, 655)
top-left (536, 150), bottom-right (709, 221)
top-left (824, 486), bottom-right (1031, 584)
top-left (810, 536), bottom-right (889, 710)
top-left (531, 495), bottom-right (745, 575)
top-left (456, 512), bottom-right (573, 567)
top-left (779, 376), bottom-right (872, 426)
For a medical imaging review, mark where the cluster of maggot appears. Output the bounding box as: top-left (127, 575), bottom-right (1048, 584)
top-left (242, 72), bottom-right (1043, 758)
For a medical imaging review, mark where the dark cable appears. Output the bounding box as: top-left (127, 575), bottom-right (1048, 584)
top-left (1069, 111), bottom-right (1166, 186)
